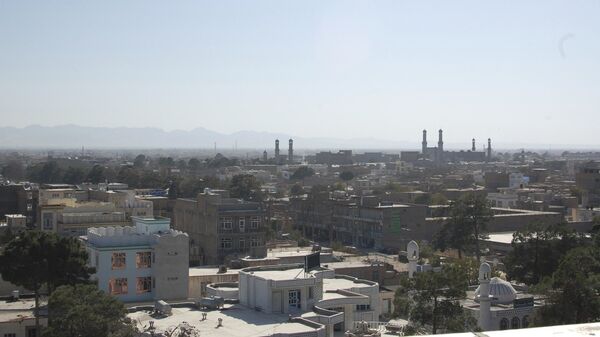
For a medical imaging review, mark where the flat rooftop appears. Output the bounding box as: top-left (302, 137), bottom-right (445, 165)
top-left (323, 277), bottom-right (373, 291)
top-left (485, 232), bottom-right (515, 245)
top-left (0, 299), bottom-right (42, 322)
top-left (129, 305), bottom-right (320, 337)
top-left (248, 267), bottom-right (317, 281)
top-left (189, 267), bottom-right (241, 277)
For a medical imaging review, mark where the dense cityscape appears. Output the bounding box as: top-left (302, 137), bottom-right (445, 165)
top-left (1, 132), bottom-right (600, 336)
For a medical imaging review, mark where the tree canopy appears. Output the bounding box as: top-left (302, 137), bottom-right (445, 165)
top-left (291, 166), bottom-right (315, 180)
top-left (504, 223), bottom-right (586, 285)
top-left (433, 194), bottom-right (492, 261)
top-left (43, 284), bottom-right (136, 337)
top-left (229, 174), bottom-right (264, 202)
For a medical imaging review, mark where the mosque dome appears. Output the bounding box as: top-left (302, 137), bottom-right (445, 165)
top-left (475, 277), bottom-right (517, 304)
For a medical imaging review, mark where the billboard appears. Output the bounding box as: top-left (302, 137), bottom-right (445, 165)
top-left (304, 252), bottom-right (320, 272)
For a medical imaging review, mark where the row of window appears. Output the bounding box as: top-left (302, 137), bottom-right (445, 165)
top-left (499, 316), bottom-right (529, 330)
top-left (356, 304), bottom-right (371, 311)
top-left (220, 216), bottom-right (261, 230)
top-left (5, 330), bottom-right (37, 337)
top-left (220, 237), bottom-right (261, 249)
top-left (111, 251), bottom-right (152, 270)
top-left (109, 276), bottom-right (153, 295)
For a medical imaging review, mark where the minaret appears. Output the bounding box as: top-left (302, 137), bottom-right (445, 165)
top-left (288, 139), bottom-right (294, 162)
top-left (437, 129), bottom-right (444, 162)
top-left (407, 241), bottom-right (419, 278)
top-left (263, 150), bottom-right (268, 162)
top-left (487, 138), bottom-right (492, 161)
top-left (472, 138), bottom-right (476, 152)
top-left (275, 139), bottom-right (280, 162)
top-left (478, 262), bottom-right (492, 331)
top-left (422, 130), bottom-right (428, 154)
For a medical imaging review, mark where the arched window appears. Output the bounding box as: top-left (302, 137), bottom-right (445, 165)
top-left (500, 318), bottom-right (509, 330)
top-left (511, 317), bottom-right (520, 329)
top-left (522, 315), bottom-right (530, 328)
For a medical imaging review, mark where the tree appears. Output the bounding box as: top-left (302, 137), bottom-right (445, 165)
top-left (87, 165), bottom-right (108, 184)
top-left (395, 264), bottom-right (478, 334)
top-left (63, 166), bottom-right (87, 184)
top-left (290, 183), bottom-right (305, 196)
top-left (291, 166), bottom-right (315, 180)
top-left (187, 158), bottom-right (201, 171)
top-left (535, 246), bottom-right (600, 326)
top-left (229, 174), bottom-right (263, 202)
top-left (339, 171), bottom-right (354, 182)
top-left (133, 154), bottom-right (146, 168)
top-left (27, 161), bottom-right (63, 183)
top-left (433, 194), bottom-right (492, 262)
top-left (1, 160), bottom-right (25, 181)
top-left (504, 223), bottom-right (586, 285)
top-left (0, 231), bottom-right (93, 334)
top-left (43, 284), bottom-right (136, 337)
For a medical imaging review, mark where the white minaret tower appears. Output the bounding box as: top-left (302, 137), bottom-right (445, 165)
top-left (407, 240), bottom-right (419, 278)
top-left (478, 262), bottom-right (492, 331)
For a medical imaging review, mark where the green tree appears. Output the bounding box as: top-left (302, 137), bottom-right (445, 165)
top-left (290, 183), bottom-right (305, 196)
top-left (27, 161), bottom-right (63, 183)
top-left (188, 158), bottom-right (201, 171)
top-left (87, 165), bottom-right (108, 184)
top-left (43, 284), bottom-right (136, 337)
top-left (133, 154), bottom-right (146, 168)
top-left (535, 246), bottom-right (600, 326)
top-left (291, 166), bottom-right (315, 180)
top-left (433, 194), bottom-right (492, 262)
top-left (0, 231), bottom-right (93, 333)
top-left (396, 265), bottom-right (478, 334)
top-left (339, 171), bottom-right (354, 183)
top-left (504, 223), bottom-right (586, 285)
top-left (63, 166), bottom-right (87, 184)
top-left (229, 174), bottom-right (263, 202)
top-left (117, 166), bottom-right (141, 188)
top-left (1, 160), bottom-right (25, 181)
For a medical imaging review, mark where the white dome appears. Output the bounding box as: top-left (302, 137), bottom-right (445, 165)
top-left (475, 277), bottom-right (517, 304)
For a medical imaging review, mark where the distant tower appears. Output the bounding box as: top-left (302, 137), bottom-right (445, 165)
top-left (487, 138), bottom-right (492, 161)
top-left (422, 130), bottom-right (428, 154)
top-left (288, 139), bottom-right (294, 162)
top-left (478, 262), bottom-right (492, 331)
top-left (472, 138), bottom-right (476, 152)
top-left (263, 150), bottom-right (268, 162)
top-left (437, 129), bottom-right (444, 162)
top-left (275, 139), bottom-right (280, 162)
top-left (407, 241), bottom-right (419, 278)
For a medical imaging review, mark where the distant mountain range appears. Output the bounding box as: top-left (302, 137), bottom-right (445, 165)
top-left (0, 125), bottom-right (595, 151)
top-left (0, 125), bottom-right (417, 150)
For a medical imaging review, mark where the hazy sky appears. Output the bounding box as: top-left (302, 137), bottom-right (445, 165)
top-left (1, 1), bottom-right (599, 146)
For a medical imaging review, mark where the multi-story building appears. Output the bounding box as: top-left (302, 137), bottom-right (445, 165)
top-left (0, 183), bottom-right (38, 228)
top-left (173, 189), bottom-right (267, 266)
top-left (83, 216), bottom-right (189, 302)
top-left (576, 162), bottom-right (600, 207)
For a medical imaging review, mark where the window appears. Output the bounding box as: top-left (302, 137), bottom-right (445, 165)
top-left (522, 315), bottom-right (529, 328)
top-left (250, 216), bottom-right (260, 229)
top-left (220, 217), bottom-right (232, 230)
top-left (136, 277), bottom-right (152, 294)
top-left (250, 238), bottom-right (260, 247)
top-left (356, 304), bottom-right (371, 311)
top-left (5, 333), bottom-right (17, 337)
top-left (42, 213), bottom-right (53, 230)
top-left (308, 287), bottom-right (314, 299)
top-left (511, 317), bottom-right (520, 329)
top-left (111, 252), bottom-right (126, 270)
top-left (239, 238), bottom-right (245, 249)
top-left (136, 252), bottom-right (152, 268)
top-left (109, 278), bottom-right (128, 295)
top-left (221, 238), bottom-right (232, 249)
top-left (499, 318), bottom-right (509, 330)
top-left (239, 217), bottom-right (245, 231)
top-left (27, 330), bottom-right (37, 337)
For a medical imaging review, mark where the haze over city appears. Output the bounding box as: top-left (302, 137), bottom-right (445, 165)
top-left (1, 1), bottom-right (600, 146)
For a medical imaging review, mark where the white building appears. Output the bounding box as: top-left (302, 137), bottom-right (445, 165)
top-left (238, 264), bottom-right (381, 336)
top-left (462, 263), bottom-right (542, 331)
top-left (83, 216), bottom-right (189, 302)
